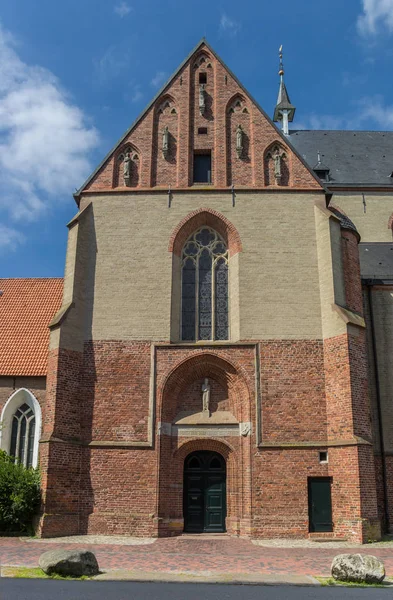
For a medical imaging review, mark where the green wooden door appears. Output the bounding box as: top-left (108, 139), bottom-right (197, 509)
top-left (184, 451), bottom-right (226, 533)
top-left (308, 477), bottom-right (333, 532)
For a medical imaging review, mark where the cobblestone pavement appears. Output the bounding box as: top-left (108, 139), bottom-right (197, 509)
top-left (1, 536), bottom-right (393, 577)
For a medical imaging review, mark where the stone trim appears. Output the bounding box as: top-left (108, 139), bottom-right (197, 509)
top-left (48, 302), bottom-right (74, 329)
top-left (168, 207), bottom-right (243, 256)
top-left (332, 303), bottom-right (366, 328)
top-left (157, 422), bottom-right (252, 437)
top-left (66, 202), bottom-right (92, 228)
top-left (258, 436), bottom-right (372, 449)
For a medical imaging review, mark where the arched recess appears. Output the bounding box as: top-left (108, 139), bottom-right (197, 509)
top-left (168, 209), bottom-right (242, 342)
top-left (151, 94), bottom-right (179, 187)
top-left (156, 352), bottom-right (251, 536)
top-left (226, 94), bottom-right (252, 186)
top-left (159, 352), bottom-right (252, 425)
top-left (263, 141), bottom-right (290, 187)
top-left (113, 142), bottom-right (141, 188)
top-left (0, 388), bottom-right (42, 468)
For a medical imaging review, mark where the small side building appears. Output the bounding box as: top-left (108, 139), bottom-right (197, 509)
top-left (0, 279), bottom-right (63, 468)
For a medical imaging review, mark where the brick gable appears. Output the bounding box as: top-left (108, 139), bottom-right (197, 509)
top-left (80, 41), bottom-right (322, 196)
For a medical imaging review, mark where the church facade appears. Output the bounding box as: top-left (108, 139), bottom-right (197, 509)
top-left (1, 40), bottom-right (393, 542)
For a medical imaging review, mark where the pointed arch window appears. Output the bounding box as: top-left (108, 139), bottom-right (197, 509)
top-left (9, 403), bottom-right (36, 468)
top-left (181, 227), bottom-right (229, 341)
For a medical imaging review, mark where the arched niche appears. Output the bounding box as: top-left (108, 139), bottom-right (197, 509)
top-left (0, 388), bottom-right (42, 468)
top-left (264, 142), bottom-right (290, 187)
top-left (226, 95), bottom-right (252, 186)
top-left (113, 143), bottom-right (140, 188)
top-left (193, 52), bottom-right (214, 124)
top-left (152, 95), bottom-right (178, 187)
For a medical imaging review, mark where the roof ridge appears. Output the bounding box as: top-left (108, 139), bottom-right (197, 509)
top-left (290, 129), bottom-right (393, 134)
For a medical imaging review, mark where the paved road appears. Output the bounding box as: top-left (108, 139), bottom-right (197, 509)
top-left (0, 580), bottom-right (391, 600)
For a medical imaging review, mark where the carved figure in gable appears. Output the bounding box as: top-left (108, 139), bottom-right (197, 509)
top-left (266, 145), bottom-right (287, 185)
top-left (162, 125), bottom-right (169, 159)
top-left (274, 151), bottom-right (282, 182)
top-left (236, 124), bottom-right (244, 158)
top-left (199, 84), bottom-right (206, 116)
top-left (123, 151), bottom-right (132, 185)
top-left (202, 378), bottom-right (210, 416)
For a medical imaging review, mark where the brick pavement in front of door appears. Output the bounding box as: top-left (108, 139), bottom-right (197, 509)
top-left (1, 537), bottom-right (393, 577)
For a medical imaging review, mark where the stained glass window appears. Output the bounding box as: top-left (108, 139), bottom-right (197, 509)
top-left (10, 403), bottom-right (36, 468)
top-left (181, 227), bottom-right (229, 341)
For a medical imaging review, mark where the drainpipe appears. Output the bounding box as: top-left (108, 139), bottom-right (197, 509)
top-left (367, 283), bottom-right (390, 532)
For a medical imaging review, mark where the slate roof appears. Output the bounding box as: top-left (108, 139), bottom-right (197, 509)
top-left (0, 278), bottom-right (63, 376)
top-left (329, 207), bottom-right (359, 237)
top-left (273, 80), bottom-right (296, 122)
top-left (289, 130), bottom-right (393, 187)
top-left (359, 243), bottom-right (393, 281)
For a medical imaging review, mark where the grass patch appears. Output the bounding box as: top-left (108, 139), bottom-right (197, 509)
top-left (1, 566), bottom-right (92, 580)
top-left (316, 576), bottom-right (391, 588)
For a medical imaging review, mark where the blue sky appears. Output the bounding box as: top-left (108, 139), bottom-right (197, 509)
top-left (0, 0), bottom-right (392, 277)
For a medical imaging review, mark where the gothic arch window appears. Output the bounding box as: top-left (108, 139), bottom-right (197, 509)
top-left (10, 404), bottom-right (35, 467)
top-left (0, 389), bottom-right (41, 468)
top-left (181, 227), bottom-right (229, 341)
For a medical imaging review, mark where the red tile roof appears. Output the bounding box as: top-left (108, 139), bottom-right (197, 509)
top-left (0, 278), bottom-right (63, 377)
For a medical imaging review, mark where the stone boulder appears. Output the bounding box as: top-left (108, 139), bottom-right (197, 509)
top-left (331, 553), bottom-right (385, 584)
top-left (39, 549), bottom-right (99, 577)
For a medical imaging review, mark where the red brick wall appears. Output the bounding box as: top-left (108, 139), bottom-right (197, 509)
top-left (39, 336), bottom-right (380, 541)
top-left (83, 44), bottom-right (320, 193)
top-left (341, 230), bottom-right (363, 314)
top-left (80, 341), bottom-right (152, 443)
top-left (252, 449), bottom-right (329, 538)
top-left (39, 348), bottom-right (83, 537)
top-left (260, 340), bottom-right (326, 442)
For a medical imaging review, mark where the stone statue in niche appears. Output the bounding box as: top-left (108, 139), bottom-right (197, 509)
top-left (202, 378), bottom-right (210, 415)
top-left (274, 151), bottom-right (282, 182)
top-left (162, 125), bottom-right (169, 159)
top-left (236, 124), bottom-right (243, 158)
top-left (199, 84), bottom-right (206, 116)
top-left (123, 152), bottom-right (131, 186)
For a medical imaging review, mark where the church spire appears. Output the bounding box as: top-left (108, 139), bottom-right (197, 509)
top-left (273, 45), bottom-right (296, 136)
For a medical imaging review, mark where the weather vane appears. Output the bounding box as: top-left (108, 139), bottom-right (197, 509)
top-left (279, 44), bottom-right (284, 78)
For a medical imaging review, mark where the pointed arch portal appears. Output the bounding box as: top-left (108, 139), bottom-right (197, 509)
top-left (183, 450), bottom-right (226, 533)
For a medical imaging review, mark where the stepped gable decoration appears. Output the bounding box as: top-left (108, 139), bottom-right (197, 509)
top-left (76, 40), bottom-right (323, 199)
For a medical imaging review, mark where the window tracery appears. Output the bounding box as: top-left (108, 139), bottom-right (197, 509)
top-left (181, 227), bottom-right (229, 341)
top-left (10, 403), bottom-right (36, 468)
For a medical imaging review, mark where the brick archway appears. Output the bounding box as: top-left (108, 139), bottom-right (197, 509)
top-left (156, 352), bottom-right (252, 538)
top-left (160, 352), bottom-right (252, 424)
top-left (168, 208), bottom-right (242, 257)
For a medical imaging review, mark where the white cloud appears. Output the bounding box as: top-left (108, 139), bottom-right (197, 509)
top-left (150, 71), bottom-right (167, 89)
top-left (114, 2), bottom-right (132, 18)
top-left (219, 13), bottom-right (241, 36)
top-left (357, 0), bottom-right (393, 36)
top-left (0, 225), bottom-right (24, 252)
top-left (0, 22), bottom-right (99, 248)
top-left (296, 95), bottom-right (393, 131)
